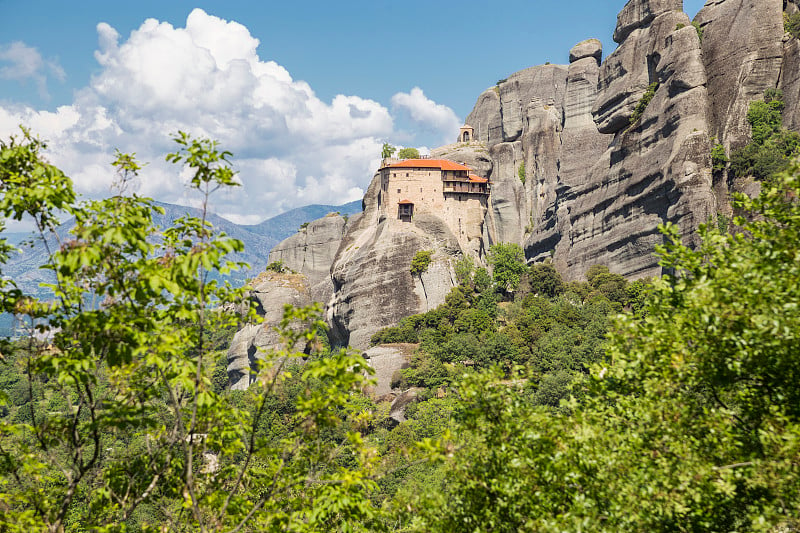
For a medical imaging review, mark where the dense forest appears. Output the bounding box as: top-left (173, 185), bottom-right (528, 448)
top-left (1, 121), bottom-right (799, 531)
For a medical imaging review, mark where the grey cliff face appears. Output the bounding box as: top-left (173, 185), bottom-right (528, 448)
top-left (326, 174), bottom-right (461, 350)
top-left (267, 213), bottom-right (349, 304)
top-left (559, 8), bottom-right (715, 279)
top-left (226, 272), bottom-right (312, 390)
top-left (695, 0), bottom-right (785, 151)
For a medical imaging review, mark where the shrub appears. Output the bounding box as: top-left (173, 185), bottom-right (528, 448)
top-left (629, 82), bottom-right (659, 126)
top-left (517, 161), bottom-right (526, 185)
top-left (786, 11), bottom-right (800, 39)
top-left (710, 138), bottom-right (728, 171)
top-left (266, 260), bottom-right (287, 273)
top-left (730, 89), bottom-right (800, 180)
top-left (410, 250), bottom-right (433, 276)
top-left (692, 21), bottom-right (703, 41)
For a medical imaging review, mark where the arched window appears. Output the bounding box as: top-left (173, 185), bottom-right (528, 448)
top-left (462, 131), bottom-right (470, 142)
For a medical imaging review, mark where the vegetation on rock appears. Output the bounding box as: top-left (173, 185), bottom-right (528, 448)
top-left (731, 89), bottom-right (800, 180)
top-left (786, 11), bottom-right (800, 39)
top-left (628, 82), bottom-right (659, 126)
top-left (410, 250), bottom-right (433, 277)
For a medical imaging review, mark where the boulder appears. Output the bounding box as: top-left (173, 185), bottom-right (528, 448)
top-left (362, 343), bottom-right (416, 397)
top-left (569, 38), bottom-right (603, 63)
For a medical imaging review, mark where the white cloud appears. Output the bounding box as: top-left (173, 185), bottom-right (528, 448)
top-left (0, 10), bottom-right (460, 226)
top-left (0, 41), bottom-right (65, 99)
top-left (391, 87), bottom-right (462, 145)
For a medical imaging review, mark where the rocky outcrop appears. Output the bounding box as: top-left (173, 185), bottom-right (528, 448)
top-left (465, 65), bottom-right (568, 148)
top-left (695, 0), bottom-right (785, 150)
top-left (522, 2), bottom-right (716, 279)
top-left (267, 213), bottom-right (348, 303)
top-left (362, 343), bottom-right (416, 397)
top-left (465, 89), bottom-right (503, 145)
top-left (781, 10), bottom-right (800, 132)
top-left (613, 0), bottom-right (683, 43)
top-left (227, 271), bottom-right (313, 390)
top-left (327, 173), bottom-right (461, 349)
top-left (561, 40), bottom-right (611, 187)
top-left (430, 143), bottom-right (493, 178)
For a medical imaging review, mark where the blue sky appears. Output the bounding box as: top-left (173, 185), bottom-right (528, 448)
top-left (0, 0), bottom-right (707, 224)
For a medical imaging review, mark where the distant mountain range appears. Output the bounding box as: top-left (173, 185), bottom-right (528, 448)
top-left (0, 199), bottom-right (363, 300)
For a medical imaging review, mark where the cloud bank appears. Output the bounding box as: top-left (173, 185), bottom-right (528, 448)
top-left (0, 9), bottom-right (462, 224)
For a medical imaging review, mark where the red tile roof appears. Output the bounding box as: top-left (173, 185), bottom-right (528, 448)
top-left (388, 159), bottom-right (472, 171)
top-left (398, 199), bottom-right (414, 204)
top-left (468, 175), bottom-right (489, 183)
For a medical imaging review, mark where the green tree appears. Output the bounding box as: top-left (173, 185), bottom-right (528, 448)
top-left (381, 142), bottom-right (396, 160)
top-left (397, 147), bottom-right (420, 159)
top-left (453, 255), bottom-right (475, 289)
top-left (487, 243), bottom-right (527, 294)
top-left (527, 262), bottom-right (564, 297)
top-left (0, 129), bottom-right (378, 532)
top-left (731, 90), bottom-right (800, 180)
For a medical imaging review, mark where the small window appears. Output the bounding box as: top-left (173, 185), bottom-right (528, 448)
top-left (397, 189), bottom-right (401, 194)
top-left (420, 188), bottom-right (423, 192)
top-left (407, 173), bottom-right (410, 177)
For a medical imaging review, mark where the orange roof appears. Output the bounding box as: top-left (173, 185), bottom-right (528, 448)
top-left (468, 175), bottom-right (489, 183)
top-left (388, 159), bottom-right (472, 172)
top-left (398, 199), bottom-right (414, 204)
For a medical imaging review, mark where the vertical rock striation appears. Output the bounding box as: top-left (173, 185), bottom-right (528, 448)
top-left (695, 0), bottom-right (785, 150)
top-left (523, 0), bottom-right (717, 279)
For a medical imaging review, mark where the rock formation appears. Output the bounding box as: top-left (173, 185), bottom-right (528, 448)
top-left (227, 271), bottom-right (313, 390)
top-left (267, 213), bottom-right (349, 304)
top-left (327, 173), bottom-right (464, 350)
top-left (229, 0), bottom-right (800, 386)
top-left (695, 0), bottom-right (785, 151)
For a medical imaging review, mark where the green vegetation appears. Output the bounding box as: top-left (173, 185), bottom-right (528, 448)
top-left (692, 20), bottom-right (704, 41)
top-left (731, 89), bottom-right (800, 180)
top-left (395, 161), bottom-right (800, 532)
top-left (410, 250), bottom-right (433, 276)
top-left (381, 142), bottom-right (396, 160)
top-left (629, 82), bottom-right (659, 126)
top-left (0, 129), bottom-right (377, 531)
top-left (517, 161), bottom-right (526, 185)
top-left (786, 11), bottom-right (800, 39)
top-left (265, 259), bottom-right (288, 272)
top-left (711, 137), bottom-right (729, 171)
top-left (487, 242), bottom-right (526, 293)
top-left (397, 147), bottom-right (420, 159)
top-left (4, 124), bottom-right (800, 531)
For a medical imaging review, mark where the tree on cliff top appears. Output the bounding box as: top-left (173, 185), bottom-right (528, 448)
top-left (397, 147), bottom-right (420, 160)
